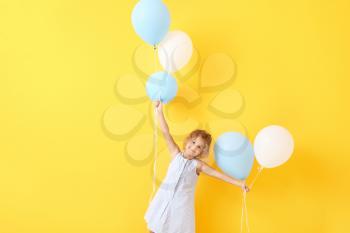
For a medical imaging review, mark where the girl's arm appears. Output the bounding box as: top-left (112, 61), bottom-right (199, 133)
top-left (197, 160), bottom-right (250, 192)
top-left (154, 101), bottom-right (180, 159)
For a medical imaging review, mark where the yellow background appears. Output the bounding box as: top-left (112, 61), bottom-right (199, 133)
top-left (1, 0), bottom-right (350, 232)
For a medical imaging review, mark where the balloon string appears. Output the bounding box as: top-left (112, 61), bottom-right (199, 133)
top-left (153, 45), bottom-right (157, 71)
top-left (240, 191), bottom-right (244, 233)
top-left (240, 190), bottom-right (250, 233)
top-left (239, 166), bottom-right (263, 232)
top-left (149, 105), bottom-right (159, 203)
top-left (244, 190), bottom-right (250, 233)
top-left (157, 43), bottom-right (169, 95)
top-left (249, 166), bottom-right (264, 190)
top-left (149, 45), bottom-right (159, 203)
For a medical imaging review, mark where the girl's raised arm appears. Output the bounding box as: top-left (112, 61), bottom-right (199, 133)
top-left (196, 160), bottom-right (250, 192)
top-left (154, 101), bottom-right (180, 159)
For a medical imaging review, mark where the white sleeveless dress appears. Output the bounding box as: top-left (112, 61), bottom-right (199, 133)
top-left (144, 151), bottom-right (199, 233)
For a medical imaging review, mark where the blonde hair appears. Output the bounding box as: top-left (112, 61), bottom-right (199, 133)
top-left (183, 129), bottom-right (212, 158)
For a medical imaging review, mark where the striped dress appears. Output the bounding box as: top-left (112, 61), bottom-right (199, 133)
top-left (144, 151), bottom-right (199, 233)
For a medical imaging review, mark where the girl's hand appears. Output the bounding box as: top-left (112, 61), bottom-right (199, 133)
top-left (241, 181), bottom-right (250, 192)
top-left (153, 100), bottom-right (163, 112)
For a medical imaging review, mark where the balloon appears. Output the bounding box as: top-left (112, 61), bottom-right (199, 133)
top-left (214, 132), bottom-right (254, 180)
top-left (254, 125), bottom-right (294, 168)
top-left (131, 0), bottom-right (170, 46)
top-left (145, 71), bottom-right (178, 103)
top-left (158, 30), bottom-right (193, 73)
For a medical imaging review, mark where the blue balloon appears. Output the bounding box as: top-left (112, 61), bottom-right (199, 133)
top-left (146, 71), bottom-right (178, 103)
top-left (214, 132), bottom-right (255, 180)
top-left (131, 0), bottom-right (170, 46)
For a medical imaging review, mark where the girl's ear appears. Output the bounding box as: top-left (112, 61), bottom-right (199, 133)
top-left (206, 144), bottom-right (211, 153)
top-left (198, 150), bottom-right (209, 159)
top-left (202, 145), bottom-right (210, 156)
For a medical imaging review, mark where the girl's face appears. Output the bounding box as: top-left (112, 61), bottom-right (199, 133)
top-left (184, 136), bottom-right (207, 159)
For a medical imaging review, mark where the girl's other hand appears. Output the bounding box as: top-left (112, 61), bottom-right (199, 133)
top-left (154, 100), bottom-right (163, 112)
top-left (243, 185), bottom-right (250, 192)
top-left (241, 181), bottom-right (250, 192)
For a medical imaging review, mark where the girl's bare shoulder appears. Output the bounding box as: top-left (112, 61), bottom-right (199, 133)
top-left (193, 159), bottom-right (201, 176)
top-left (194, 158), bottom-right (206, 171)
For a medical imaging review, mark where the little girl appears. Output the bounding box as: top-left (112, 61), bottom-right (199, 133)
top-left (145, 101), bottom-right (250, 233)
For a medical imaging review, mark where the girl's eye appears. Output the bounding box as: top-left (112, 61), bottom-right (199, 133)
top-left (192, 141), bottom-right (195, 144)
top-left (197, 146), bottom-right (201, 149)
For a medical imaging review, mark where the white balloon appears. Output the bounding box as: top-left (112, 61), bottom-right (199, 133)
top-left (158, 30), bottom-right (193, 73)
top-left (254, 125), bottom-right (294, 168)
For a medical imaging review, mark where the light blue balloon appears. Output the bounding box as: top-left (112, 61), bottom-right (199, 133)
top-left (131, 0), bottom-right (170, 46)
top-left (146, 71), bottom-right (178, 103)
top-left (214, 132), bottom-right (255, 180)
